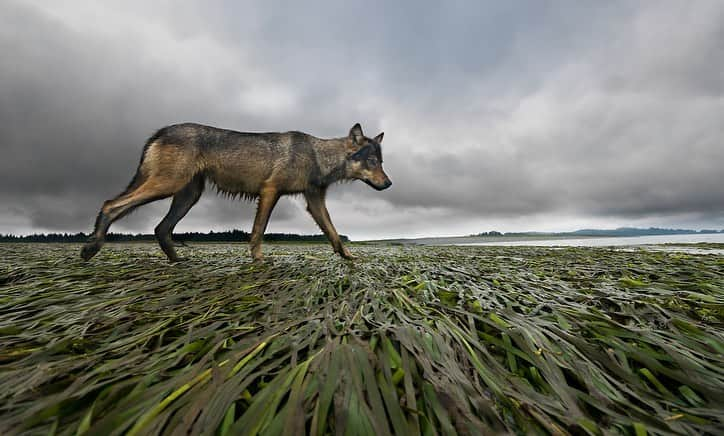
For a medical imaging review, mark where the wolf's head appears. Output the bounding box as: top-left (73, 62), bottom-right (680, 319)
top-left (345, 123), bottom-right (392, 191)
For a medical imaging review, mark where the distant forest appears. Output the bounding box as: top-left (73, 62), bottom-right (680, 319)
top-left (0, 230), bottom-right (348, 243)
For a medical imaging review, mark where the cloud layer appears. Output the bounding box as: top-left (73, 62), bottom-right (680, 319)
top-left (2, 1), bottom-right (723, 239)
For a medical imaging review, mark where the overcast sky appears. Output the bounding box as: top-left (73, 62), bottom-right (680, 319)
top-left (1, 1), bottom-right (723, 239)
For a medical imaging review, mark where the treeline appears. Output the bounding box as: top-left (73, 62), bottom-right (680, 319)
top-left (0, 230), bottom-right (348, 243)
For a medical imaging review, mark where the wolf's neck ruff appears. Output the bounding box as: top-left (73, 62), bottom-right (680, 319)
top-left (311, 137), bottom-right (350, 187)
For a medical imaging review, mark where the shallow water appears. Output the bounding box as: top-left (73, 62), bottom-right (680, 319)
top-left (457, 232), bottom-right (724, 252)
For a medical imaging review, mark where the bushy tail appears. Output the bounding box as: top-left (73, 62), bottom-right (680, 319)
top-left (122, 128), bottom-right (168, 194)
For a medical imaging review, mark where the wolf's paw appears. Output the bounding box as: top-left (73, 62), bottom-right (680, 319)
top-left (338, 248), bottom-right (355, 261)
top-left (80, 241), bottom-right (101, 261)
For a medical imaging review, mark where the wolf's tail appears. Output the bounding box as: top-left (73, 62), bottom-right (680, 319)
top-left (120, 127), bottom-right (170, 195)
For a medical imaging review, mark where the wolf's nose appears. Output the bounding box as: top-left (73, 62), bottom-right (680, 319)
top-left (383, 179), bottom-right (392, 189)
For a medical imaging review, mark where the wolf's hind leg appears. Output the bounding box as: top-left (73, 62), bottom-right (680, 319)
top-left (249, 187), bottom-right (280, 261)
top-left (80, 176), bottom-right (186, 261)
top-left (155, 174), bottom-right (204, 262)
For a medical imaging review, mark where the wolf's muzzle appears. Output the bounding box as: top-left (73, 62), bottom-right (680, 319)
top-left (369, 178), bottom-right (392, 191)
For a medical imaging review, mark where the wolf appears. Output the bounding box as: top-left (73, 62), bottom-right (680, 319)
top-left (80, 123), bottom-right (391, 262)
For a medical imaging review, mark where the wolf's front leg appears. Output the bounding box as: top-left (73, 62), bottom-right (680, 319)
top-left (249, 187), bottom-right (280, 261)
top-left (304, 189), bottom-right (354, 260)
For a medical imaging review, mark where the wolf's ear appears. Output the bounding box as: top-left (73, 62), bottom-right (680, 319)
top-left (349, 123), bottom-right (364, 144)
top-left (373, 132), bottom-right (384, 143)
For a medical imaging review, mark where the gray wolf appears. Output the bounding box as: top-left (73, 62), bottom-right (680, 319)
top-left (80, 123), bottom-right (391, 262)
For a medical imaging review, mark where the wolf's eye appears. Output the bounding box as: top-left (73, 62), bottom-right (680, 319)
top-left (368, 158), bottom-right (378, 168)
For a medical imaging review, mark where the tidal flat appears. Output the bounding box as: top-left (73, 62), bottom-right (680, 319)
top-left (0, 243), bottom-right (722, 435)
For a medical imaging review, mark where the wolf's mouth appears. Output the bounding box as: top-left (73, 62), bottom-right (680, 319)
top-left (365, 179), bottom-right (392, 191)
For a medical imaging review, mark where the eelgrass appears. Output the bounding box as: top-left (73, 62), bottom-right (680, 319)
top-left (0, 243), bottom-right (722, 435)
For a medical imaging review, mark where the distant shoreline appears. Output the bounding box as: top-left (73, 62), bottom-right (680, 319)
top-left (370, 234), bottom-right (606, 245)
top-left (370, 233), bottom-right (724, 248)
top-left (366, 228), bottom-right (723, 246)
top-left (1, 228), bottom-right (721, 245)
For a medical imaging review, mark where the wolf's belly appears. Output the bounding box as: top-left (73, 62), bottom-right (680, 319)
top-left (205, 158), bottom-right (311, 196)
top-left (207, 167), bottom-right (265, 195)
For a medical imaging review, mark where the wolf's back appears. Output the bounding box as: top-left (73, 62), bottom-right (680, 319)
top-left (143, 124), bottom-right (317, 196)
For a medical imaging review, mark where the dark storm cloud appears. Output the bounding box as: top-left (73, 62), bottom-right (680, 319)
top-left (1, 0), bottom-right (723, 238)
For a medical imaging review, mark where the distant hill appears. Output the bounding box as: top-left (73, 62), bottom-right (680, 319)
top-left (0, 230), bottom-right (348, 243)
top-left (474, 227), bottom-right (723, 237)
